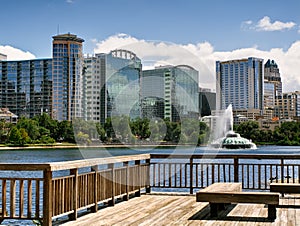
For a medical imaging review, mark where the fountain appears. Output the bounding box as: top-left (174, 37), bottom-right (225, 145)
top-left (209, 105), bottom-right (256, 149)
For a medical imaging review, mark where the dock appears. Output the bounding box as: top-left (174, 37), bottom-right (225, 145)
top-left (1, 153), bottom-right (300, 225)
top-left (60, 193), bottom-right (300, 226)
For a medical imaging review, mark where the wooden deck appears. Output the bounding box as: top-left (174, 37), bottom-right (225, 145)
top-left (59, 193), bottom-right (300, 226)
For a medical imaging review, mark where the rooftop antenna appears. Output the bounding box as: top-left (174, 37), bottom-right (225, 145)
top-left (57, 24), bottom-right (60, 35)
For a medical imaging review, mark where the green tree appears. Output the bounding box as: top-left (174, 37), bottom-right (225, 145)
top-left (7, 127), bottom-right (23, 146)
top-left (16, 117), bottom-right (40, 141)
top-left (57, 121), bottom-right (75, 143)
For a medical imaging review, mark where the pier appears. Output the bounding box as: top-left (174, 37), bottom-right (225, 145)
top-left (1, 153), bottom-right (300, 225)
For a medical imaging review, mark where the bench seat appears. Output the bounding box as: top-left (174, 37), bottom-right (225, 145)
top-left (270, 183), bottom-right (300, 196)
top-left (196, 191), bottom-right (279, 219)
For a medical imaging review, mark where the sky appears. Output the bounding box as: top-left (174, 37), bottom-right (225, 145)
top-left (1, 0), bottom-right (300, 91)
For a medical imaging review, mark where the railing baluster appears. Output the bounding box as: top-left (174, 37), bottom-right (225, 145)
top-left (10, 179), bottom-right (16, 217)
top-left (27, 180), bottom-right (32, 218)
top-left (19, 180), bottom-right (24, 217)
top-left (2, 180), bottom-right (6, 217)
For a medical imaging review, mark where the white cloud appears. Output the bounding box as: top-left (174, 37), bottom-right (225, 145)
top-left (256, 16), bottom-right (296, 31)
top-left (0, 45), bottom-right (36, 60)
top-left (241, 20), bottom-right (253, 30)
top-left (94, 33), bottom-right (300, 92)
top-left (66, 0), bottom-right (74, 3)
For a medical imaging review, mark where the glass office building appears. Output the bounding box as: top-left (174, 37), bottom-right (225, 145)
top-left (0, 59), bottom-right (52, 117)
top-left (52, 33), bottom-right (84, 121)
top-left (142, 65), bottom-right (199, 122)
top-left (216, 57), bottom-right (264, 112)
top-left (83, 50), bottom-right (142, 124)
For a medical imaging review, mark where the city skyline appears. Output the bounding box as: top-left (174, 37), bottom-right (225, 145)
top-left (1, 0), bottom-right (300, 91)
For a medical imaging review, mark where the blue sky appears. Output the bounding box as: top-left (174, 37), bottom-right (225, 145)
top-left (1, 0), bottom-right (300, 91)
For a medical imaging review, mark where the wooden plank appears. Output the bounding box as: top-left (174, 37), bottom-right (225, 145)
top-left (2, 180), bottom-right (6, 217)
top-left (199, 182), bottom-right (242, 192)
top-left (43, 170), bottom-right (52, 226)
top-left (270, 183), bottom-right (300, 195)
top-left (10, 180), bottom-right (16, 217)
top-left (196, 192), bottom-right (279, 205)
top-left (27, 180), bottom-right (32, 218)
top-left (19, 180), bottom-right (24, 217)
top-left (35, 180), bottom-right (40, 218)
top-left (59, 194), bottom-right (297, 226)
top-left (49, 154), bottom-right (151, 171)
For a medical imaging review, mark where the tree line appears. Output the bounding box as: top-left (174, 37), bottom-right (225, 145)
top-left (0, 114), bottom-right (210, 146)
top-left (234, 121), bottom-right (300, 146)
top-left (1, 113), bottom-right (300, 146)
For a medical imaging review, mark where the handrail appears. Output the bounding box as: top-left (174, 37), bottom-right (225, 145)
top-left (0, 154), bottom-right (151, 225)
top-left (0, 154), bottom-right (151, 171)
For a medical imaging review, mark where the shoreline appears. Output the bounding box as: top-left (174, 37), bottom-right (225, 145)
top-left (0, 143), bottom-right (190, 151)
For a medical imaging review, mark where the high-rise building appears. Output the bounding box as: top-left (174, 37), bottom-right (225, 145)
top-left (264, 59), bottom-right (282, 120)
top-left (142, 65), bottom-right (199, 122)
top-left (82, 55), bottom-right (101, 121)
top-left (216, 57), bottom-right (264, 115)
top-left (52, 33), bottom-right (84, 121)
top-left (83, 49), bottom-right (142, 124)
top-left (0, 59), bottom-right (52, 117)
top-left (275, 91), bottom-right (300, 120)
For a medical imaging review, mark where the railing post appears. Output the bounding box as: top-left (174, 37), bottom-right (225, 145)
top-left (92, 166), bottom-right (98, 212)
top-left (135, 160), bottom-right (141, 197)
top-left (43, 169), bottom-right (52, 226)
top-left (190, 158), bottom-right (193, 194)
top-left (70, 169), bottom-right (78, 220)
top-left (281, 158), bottom-right (284, 183)
top-left (146, 158), bottom-right (151, 193)
top-left (234, 158), bottom-right (239, 182)
top-left (123, 161), bottom-right (129, 201)
top-left (108, 163), bottom-right (115, 206)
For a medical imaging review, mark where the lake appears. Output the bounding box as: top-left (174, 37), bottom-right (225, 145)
top-left (1, 145), bottom-right (300, 163)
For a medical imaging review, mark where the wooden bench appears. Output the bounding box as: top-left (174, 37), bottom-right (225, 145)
top-left (270, 183), bottom-right (300, 197)
top-left (196, 183), bottom-right (279, 220)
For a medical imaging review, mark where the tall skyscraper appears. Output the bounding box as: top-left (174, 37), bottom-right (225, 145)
top-left (264, 59), bottom-right (283, 119)
top-left (83, 49), bottom-right (142, 124)
top-left (52, 33), bottom-right (84, 121)
top-left (142, 65), bottom-right (199, 122)
top-left (0, 59), bottom-right (52, 117)
top-left (216, 57), bottom-right (264, 114)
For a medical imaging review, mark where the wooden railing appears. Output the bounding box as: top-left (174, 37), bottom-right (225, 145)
top-left (0, 154), bottom-right (150, 225)
top-left (1, 153), bottom-right (300, 225)
top-left (150, 154), bottom-right (300, 193)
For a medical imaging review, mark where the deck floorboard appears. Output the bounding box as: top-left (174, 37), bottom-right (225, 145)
top-left (60, 193), bottom-right (300, 226)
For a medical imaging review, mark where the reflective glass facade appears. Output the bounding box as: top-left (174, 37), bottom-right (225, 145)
top-left (216, 58), bottom-right (264, 112)
top-left (0, 59), bottom-right (52, 117)
top-left (83, 50), bottom-right (142, 124)
top-left (52, 33), bottom-right (84, 121)
top-left (142, 65), bottom-right (199, 122)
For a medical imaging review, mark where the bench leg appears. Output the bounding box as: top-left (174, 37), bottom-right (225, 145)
top-left (210, 203), bottom-right (218, 217)
top-left (268, 205), bottom-right (276, 220)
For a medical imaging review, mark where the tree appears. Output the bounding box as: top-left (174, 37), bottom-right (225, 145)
top-left (16, 117), bottom-right (40, 141)
top-left (7, 127), bottom-right (23, 146)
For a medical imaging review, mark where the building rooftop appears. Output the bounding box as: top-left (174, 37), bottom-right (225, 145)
top-left (52, 33), bottom-right (84, 43)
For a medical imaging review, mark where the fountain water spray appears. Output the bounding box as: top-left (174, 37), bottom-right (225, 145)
top-left (210, 104), bottom-right (256, 149)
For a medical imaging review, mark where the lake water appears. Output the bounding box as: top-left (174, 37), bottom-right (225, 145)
top-left (1, 145), bottom-right (300, 163)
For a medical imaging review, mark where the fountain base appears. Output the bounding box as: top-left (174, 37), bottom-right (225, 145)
top-left (210, 131), bottom-right (256, 149)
